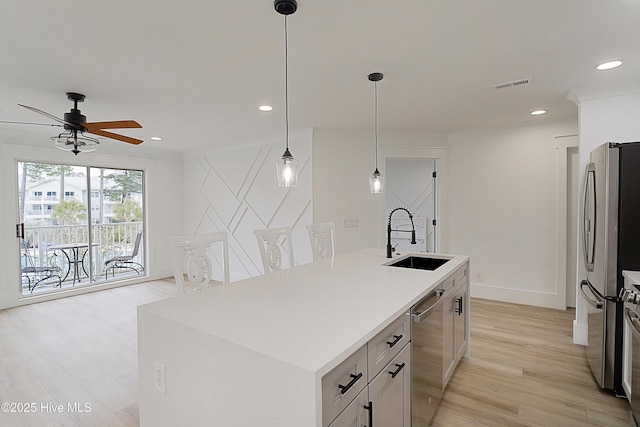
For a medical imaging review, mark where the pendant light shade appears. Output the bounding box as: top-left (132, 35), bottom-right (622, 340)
top-left (369, 168), bottom-right (383, 194)
top-left (276, 148), bottom-right (299, 187)
top-left (275, 0), bottom-right (299, 187)
top-left (368, 72), bottom-right (384, 194)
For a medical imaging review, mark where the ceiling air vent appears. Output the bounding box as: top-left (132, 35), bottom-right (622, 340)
top-left (493, 77), bottom-right (532, 90)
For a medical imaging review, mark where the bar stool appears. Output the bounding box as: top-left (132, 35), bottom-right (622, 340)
top-left (254, 226), bottom-right (295, 273)
top-left (306, 222), bottom-right (336, 261)
top-left (168, 231), bottom-right (230, 294)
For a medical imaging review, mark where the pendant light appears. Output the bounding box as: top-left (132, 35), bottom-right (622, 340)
top-left (368, 72), bottom-right (384, 194)
top-left (275, 0), bottom-right (299, 187)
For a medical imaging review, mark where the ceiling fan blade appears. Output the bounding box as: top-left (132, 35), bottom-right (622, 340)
top-left (84, 120), bottom-right (142, 130)
top-left (18, 104), bottom-right (73, 126)
top-left (85, 128), bottom-right (143, 145)
top-left (0, 120), bottom-right (63, 127)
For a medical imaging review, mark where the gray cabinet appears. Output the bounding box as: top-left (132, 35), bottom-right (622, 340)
top-left (322, 345), bottom-right (368, 425)
top-left (368, 343), bottom-right (411, 427)
top-left (324, 313), bottom-right (412, 427)
top-left (328, 387), bottom-right (370, 427)
top-left (368, 313), bottom-right (410, 380)
top-left (444, 263), bottom-right (469, 385)
top-left (330, 344), bottom-right (411, 427)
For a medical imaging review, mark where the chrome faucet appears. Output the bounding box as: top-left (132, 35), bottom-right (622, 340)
top-left (387, 207), bottom-right (416, 258)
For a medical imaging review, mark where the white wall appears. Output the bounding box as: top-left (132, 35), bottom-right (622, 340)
top-left (447, 120), bottom-right (578, 309)
top-left (313, 123), bottom-right (584, 310)
top-left (312, 128), bottom-right (449, 256)
top-left (0, 140), bottom-right (183, 309)
top-left (568, 83), bottom-right (640, 344)
top-left (180, 129), bottom-right (313, 281)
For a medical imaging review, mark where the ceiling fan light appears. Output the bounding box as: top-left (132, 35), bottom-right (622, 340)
top-left (51, 132), bottom-right (99, 155)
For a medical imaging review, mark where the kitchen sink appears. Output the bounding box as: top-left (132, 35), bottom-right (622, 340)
top-left (386, 255), bottom-right (451, 271)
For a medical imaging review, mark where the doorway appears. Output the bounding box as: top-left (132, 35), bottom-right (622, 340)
top-left (385, 158), bottom-right (438, 253)
top-left (566, 146), bottom-right (579, 308)
top-left (17, 161), bottom-right (146, 296)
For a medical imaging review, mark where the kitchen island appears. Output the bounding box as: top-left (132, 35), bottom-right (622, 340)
top-left (138, 248), bottom-right (469, 426)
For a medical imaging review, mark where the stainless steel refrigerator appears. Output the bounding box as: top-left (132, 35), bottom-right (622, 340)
top-left (581, 141), bottom-right (640, 394)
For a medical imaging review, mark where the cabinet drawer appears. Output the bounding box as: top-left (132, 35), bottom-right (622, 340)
top-left (322, 344), bottom-right (368, 427)
top-left (367, 313), bottom-right (410, 380)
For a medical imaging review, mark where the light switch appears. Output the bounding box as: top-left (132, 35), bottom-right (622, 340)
top-left (344, 218), bottom-right (359, 228)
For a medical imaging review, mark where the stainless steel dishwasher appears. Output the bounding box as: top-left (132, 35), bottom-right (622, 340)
top-left (411, 286), bottom-right (447, 426)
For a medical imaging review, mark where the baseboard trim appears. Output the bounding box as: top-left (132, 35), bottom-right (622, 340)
top-left (470, 282), bottom-right (566, 310)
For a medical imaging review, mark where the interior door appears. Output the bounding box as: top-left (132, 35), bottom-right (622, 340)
top-left (567, 146), bottom-right (579, 308)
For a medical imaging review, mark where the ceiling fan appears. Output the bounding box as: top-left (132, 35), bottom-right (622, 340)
top-left (1, 92), bottom-right (142, 155)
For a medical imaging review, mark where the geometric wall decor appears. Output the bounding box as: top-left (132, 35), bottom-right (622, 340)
top-left (181, 133), bottom-right (313, 281)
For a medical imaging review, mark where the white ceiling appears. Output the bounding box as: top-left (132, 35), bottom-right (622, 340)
top-left (1, 0), bottom-right (639, 153)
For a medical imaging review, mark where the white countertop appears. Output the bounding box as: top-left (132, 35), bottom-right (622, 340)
top-left (139, 248), bottom-right (468, 377)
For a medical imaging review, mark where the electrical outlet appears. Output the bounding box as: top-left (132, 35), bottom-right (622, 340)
top-left (475, 272), bottom-right (484, 282)
top-left (344, 218), bottom-right (359, 228)
top-left (154, 361), bottom-right (166, 395)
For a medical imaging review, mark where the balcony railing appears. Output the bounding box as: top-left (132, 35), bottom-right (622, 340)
top-left (22, 222), bottom-right (144, 294)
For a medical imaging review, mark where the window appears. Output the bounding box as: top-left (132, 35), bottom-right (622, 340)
top-left (17, 161), bottom-right (146, 297)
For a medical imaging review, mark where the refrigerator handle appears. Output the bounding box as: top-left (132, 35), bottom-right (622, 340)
top-left (582, 164), bottom-right (596, 271)
top-left (580, 280), bottom-right (603, 309)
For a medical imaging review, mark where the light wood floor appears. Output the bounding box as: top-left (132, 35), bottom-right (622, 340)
top-left (433, 298), bottom-right (633, 427)
top-left (0, 279), bottom-right (177, 427)
top-left (0, 282), bottom-right (633, 426)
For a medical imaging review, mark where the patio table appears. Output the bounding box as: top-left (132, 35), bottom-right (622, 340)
top-left (48, 242), bottom-right (99, 284)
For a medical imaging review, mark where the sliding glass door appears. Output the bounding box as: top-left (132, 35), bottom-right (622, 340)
top-left (17, 161), bottom-right (145, 296)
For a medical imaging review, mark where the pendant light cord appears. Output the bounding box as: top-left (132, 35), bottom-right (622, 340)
top-left (374, 80), bottom-right (378, 169)
top-left (284, 15), bottom-right (290, 151)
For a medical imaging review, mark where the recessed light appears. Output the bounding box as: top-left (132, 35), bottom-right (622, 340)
top-left (596, 60), bottom-right (623, 71)
top-left (258, 105), bottom-right (274, 112)
top-left (150, 136), bottom-right (162, 141)
top-left (530, 109), bottom-right (547, 116)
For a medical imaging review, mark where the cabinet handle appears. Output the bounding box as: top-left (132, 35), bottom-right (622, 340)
top-left (455, 297), bottom-right (463, 316)
top-left (338, 372), bottom-right (362, 395)
top-left (364, 401), bottom-right (373, 427)
top-left (386, 334), bottom-right (403, 348)
top-left (388, 362), bottom-right (405, 379)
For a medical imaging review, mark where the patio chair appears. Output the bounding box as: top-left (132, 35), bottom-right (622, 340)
top-left (104, 231), bottom-right (144, 279)
top-left (169, 231), bottom-right (230, 294)
top-left (21, 238), bottom-right (61, 293)
top-left (254, 226), bottom-right (295, 274)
